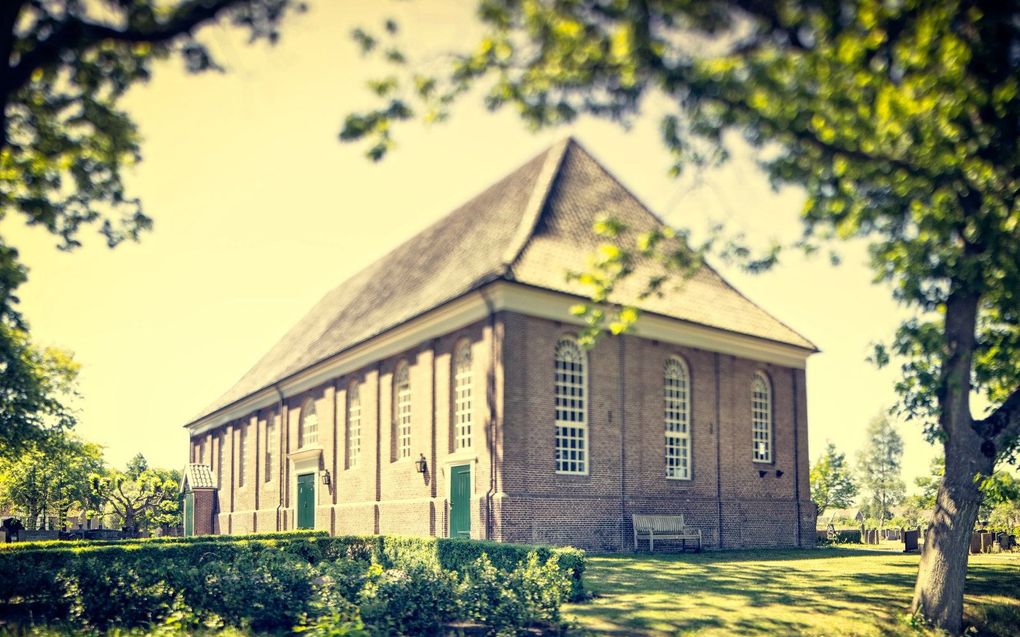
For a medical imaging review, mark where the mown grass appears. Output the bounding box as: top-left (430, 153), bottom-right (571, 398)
top-left (564, 544), bottom-right (1020, 636)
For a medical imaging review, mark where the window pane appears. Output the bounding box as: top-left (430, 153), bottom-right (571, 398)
top-left (554, 338), bottom-right (587, 474)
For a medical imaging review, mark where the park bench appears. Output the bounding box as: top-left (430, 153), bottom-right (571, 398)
top-left (632, 514), bottom-right (702, 552)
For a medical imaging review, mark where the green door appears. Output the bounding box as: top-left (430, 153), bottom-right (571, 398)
top-left (297, 473), bottom-right (315, 530)
top-left (183, 492), bottom-right (194, 537)
top-left (450, 464), bottom-right (471, 538)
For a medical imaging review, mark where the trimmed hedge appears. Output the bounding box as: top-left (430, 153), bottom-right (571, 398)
top-left (0, 529), bottom-right (327, 552)
top-left (285, 535), bottom-right (585, 600)
top-left (0, 533), bottom-right (586, 629)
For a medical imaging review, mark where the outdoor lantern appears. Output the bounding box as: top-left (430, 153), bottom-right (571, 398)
top-left (320, 469), bottom-right (331, 488)
top-left (758, 470), bottom-right (768, 478)
top-left (415, 454), bottom-right (428, 475)
top-left (775, 469), bottom-right (784, 478)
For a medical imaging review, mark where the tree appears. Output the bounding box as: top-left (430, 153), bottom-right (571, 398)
top-left (0, 325), bottom-right (80, 459)
top-left (810, 442), bottom-right (858, 516)
top-left (0, 432), bottom-right (105, 529)
top-left (0, 0), bottom-right (300, 458)
top-left (341, 2), bottom-right (1020, 631)
top-left (92, 455), bottom-right (179, 532)
top-left (857, 413), bottom-right (906, 524)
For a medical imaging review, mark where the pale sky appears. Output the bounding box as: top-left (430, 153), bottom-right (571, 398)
top-left (5, 0), bottom-right (943, 492)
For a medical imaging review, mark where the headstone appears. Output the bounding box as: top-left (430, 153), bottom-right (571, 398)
top-left (903, 529), bottom-right (919, 552)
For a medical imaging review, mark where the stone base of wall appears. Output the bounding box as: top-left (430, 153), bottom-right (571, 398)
top-left (498, 493), bottom-right (815, 552)
top-left (202, 495), bottom-right (816, 551)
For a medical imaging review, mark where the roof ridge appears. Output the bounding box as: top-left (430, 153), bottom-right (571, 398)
top-left (500, 137), bottom-right (573, 272)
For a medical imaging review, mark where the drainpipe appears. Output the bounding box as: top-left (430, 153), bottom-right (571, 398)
top-left (273, 384), bottom-right (286, 531)
top-left (618, 335), bottom-right (626, 551)
top-left (715, 353), bottom-right (723, 548)
top-left (481, 290), bottom-right (497, 541)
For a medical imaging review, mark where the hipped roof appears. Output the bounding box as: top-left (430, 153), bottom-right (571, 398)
top-left (190, 138), bottom-right (815, 425)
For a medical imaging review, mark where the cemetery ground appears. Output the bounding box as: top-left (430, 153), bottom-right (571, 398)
top-left (564, 544), bottom-right (1020, 636)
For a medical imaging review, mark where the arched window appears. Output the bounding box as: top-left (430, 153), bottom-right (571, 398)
top-left (300, 398), bottom-right (319, 448)
top-left (347, 381), bottom-right (361, 469)
top-left (265, 411), bottom-right (277, 482)
top-left (217, 431), bottom-right (225, 487)
top-left (664, 357), bottom-right (692, 480)
top-left (238, 422), bottom-right (248, 487)
top-left (453, 340), bottom-right (473, 450)
top-left (554, 337), bottom-right (587, 474)
top-left (752, 371), bottom-right (773, 463)
top-left (394, 362), bottom-right (412, 459)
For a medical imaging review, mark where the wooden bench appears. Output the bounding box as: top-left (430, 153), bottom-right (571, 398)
top-left (632, 514), bottom-right (702, 552)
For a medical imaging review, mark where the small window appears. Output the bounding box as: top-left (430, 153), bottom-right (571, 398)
top-left (265, 411), bottom-right (277, 482)
top-left (394, 362), bottom-right (412, 460)
top-left (752, 371), bottom-right (773, 463)
top-left (238, 423), bottom-right (248, 487)
top-left (554, 337), bottom-right (587, 475)
top-left (300, 398), bottom-right (319, 448)
top-left (453, 341), bottom-right (473, 450)
top-left (665, 357), bottom-right (692, 480)
top-left (347, 382), bottom-right (362, 469)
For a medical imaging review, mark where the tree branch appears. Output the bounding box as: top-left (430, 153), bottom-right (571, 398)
top-left (980, 385), bottom-right (1020, 451)
top-left (2, 0), bottom-right (241, 98)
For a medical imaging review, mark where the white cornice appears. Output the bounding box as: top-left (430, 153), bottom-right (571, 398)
top-left (184, 280), bottom-right (814, 436)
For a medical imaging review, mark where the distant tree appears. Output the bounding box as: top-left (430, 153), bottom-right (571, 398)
top-left (342, 2), bottom-right (1020, 631)
top-left (810, 442), bottom-right (858, 516)
top-left (92, 455), bottom-right (179, 532)
top-left (857, 414), bottom-right (906, 524)
top-left (977, 471), bottom-right (1020, 528)
top-left (0, 433), bottom-right (105, 529)
top-left (0, 0), bottom-right (300, 463)
top-left (915, 456), bottom-right (946, 510)
top-left (0, 326), bottom-right (80, 459)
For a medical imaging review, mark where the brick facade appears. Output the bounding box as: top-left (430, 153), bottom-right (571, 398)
top-left (187, 310), bottom-right (815, 551)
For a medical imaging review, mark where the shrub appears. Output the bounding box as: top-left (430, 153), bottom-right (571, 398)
top-left (357, 563), bottom-right (459, 637)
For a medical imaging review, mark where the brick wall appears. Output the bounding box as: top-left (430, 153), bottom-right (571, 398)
top-left (499, 312), bottom-right (815, 551)
top-left (187, 311), bottom-right (815, 550)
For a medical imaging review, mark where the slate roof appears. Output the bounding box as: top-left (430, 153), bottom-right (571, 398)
top-left (180, 464), bottom-right (216, 491)
top-left (189, 138), bottom-right (816, 425)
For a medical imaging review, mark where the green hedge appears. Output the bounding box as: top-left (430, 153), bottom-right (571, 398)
top-left (0, 529), bottom-right (327, 552)
top-left (287, 535), bottom-right (585, 600)
top-left (0, 533), bottom-right (586, 627)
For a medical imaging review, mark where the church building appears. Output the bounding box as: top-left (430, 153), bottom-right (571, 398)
top-left (183, 138), bottom-right (818, 551)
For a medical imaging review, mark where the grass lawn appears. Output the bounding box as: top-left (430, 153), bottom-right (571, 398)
top-left (564, 544), bottom-right (1020, 636)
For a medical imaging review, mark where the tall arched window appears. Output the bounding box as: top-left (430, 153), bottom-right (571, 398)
top-left (238, 422), bottom-right (248, 487)
top-left (453, 340), bottom-right (473, 450)
top-left (300, 398), bottom-right (319, 448)
top-left (347, 381), bottom-right (361, 469)
top-left (394, 362), bottom-right (412, 459)
top-left (265, 411), bottom-right (277, 482)
top-left (752, 371), bottom-right (773, 463)
top-left (216, 431), bottom-right (225, 487)
top-left (665, 357), bottom-right (692, 480)
top-left (554, 337), bottom-right (587, 474)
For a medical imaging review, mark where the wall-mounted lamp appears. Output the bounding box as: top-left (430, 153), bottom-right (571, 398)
top-left (758, 470), bottom-right (768, 478)
top-left (775, 470), bottom-right (784, 479)
top-left (320, 469), bottom-right (332, 489)
top-left (415, 454), bottom-right (429, 475)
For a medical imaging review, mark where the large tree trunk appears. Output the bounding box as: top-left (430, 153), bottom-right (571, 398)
top-left (910, 288), bottom-right (991, 634)
top-left (911, 444), bottom-right (991, 633)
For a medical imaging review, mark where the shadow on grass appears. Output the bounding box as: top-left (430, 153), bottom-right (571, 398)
top-left (567, 548), bottom-right (1020, 637)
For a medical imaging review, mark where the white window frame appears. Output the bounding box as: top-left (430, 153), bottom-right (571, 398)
top-left (394, 362), bottom-right (412, 460)
top-left (347, 381), bottom-right (362, 469)
top-left (664, 356), bottom-right (692, 480)
top-left (300, 398), bottom-right (319, 449)
top-left (453, 340), bottom-right (473, 451)
top-left (554, 336), bottom-right (588, 475)
top-left (752, 371), bottom-right (773, 463)
top-left (216, 431), bottom-right (225, 487)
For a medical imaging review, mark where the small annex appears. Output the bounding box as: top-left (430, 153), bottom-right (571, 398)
top-left (183, 138), bottom-right (818, 551)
